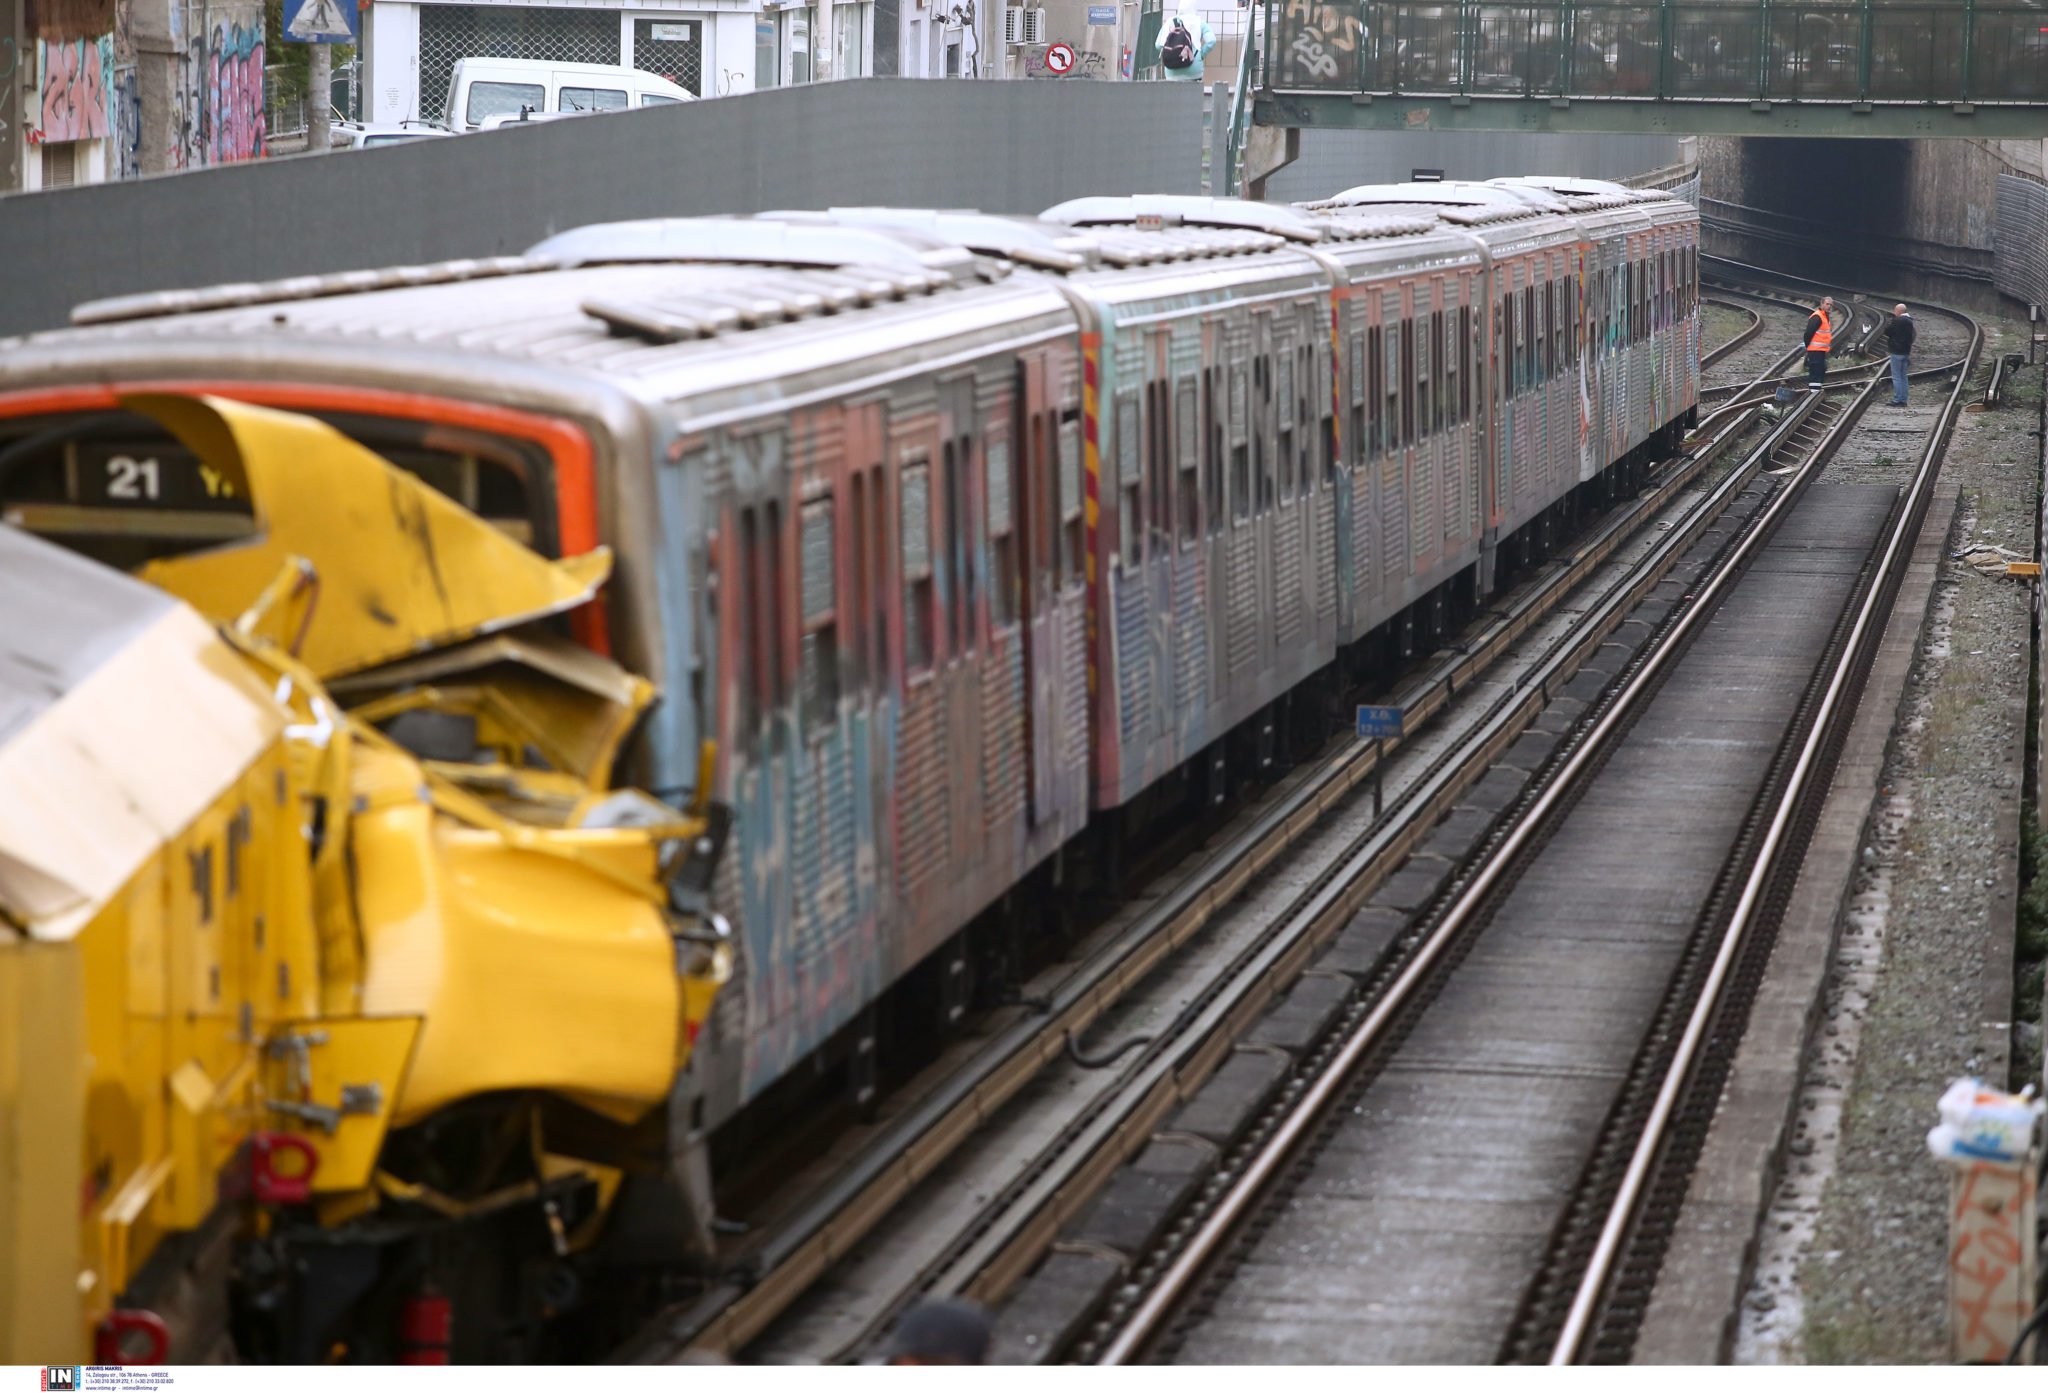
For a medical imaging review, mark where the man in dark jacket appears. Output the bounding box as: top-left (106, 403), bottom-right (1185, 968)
top-left (1803, 296), bottom-right (1834, 390)
top-left (1886, 304), bottom-right (1915, 406)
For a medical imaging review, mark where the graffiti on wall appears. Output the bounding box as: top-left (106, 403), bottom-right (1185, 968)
top-left (1274, 0), bottom-right (1361, 88)
top-left (113, 61), bottom-right (137, 175)
top-left (204, 19), bottom-right (264, 162)
top-left (36, 34), bottom-right (112, 141)
top-left (0, 28), bottom-right (16, 190)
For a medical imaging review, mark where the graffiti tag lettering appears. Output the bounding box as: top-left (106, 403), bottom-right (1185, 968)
top-left (206, 20), bottom-right (264, 162)
top-left (1274, 0), bottom-right (1361, 90)
top-left (39, 35), bottom-right (112, 142)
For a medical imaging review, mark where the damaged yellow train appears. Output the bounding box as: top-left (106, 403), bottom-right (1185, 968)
top-left (0, 394), bottom-right (730, 1364)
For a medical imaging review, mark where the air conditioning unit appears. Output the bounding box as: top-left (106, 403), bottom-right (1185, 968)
top-left (1004, 8), bottom-right (1046, 44)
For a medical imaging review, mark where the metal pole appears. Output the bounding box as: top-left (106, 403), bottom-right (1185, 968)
top-left (1373, 739), bottom-right (1384, 818)
top-left (1856, 0), bottom-right (1871, 101)
top-left (1960, 0), bottom-right (1975, 102)
top-left (309, 39), bottom-right (331, 150)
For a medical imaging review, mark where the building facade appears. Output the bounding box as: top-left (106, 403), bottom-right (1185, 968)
top-left (2, 0), bottom-right (267, 193)
top-left (364, 0), bottom-right (773, 122)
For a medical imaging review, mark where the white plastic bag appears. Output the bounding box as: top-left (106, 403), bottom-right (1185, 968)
top-left (1924, 1078), bottom-right (2043, 1164)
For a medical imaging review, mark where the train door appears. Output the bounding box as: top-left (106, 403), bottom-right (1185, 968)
top-left (1341, 290), bottom-right (1370, 637)
top-left (1014, 352), bottom-right (1056, 829)
top-left (936, 374), bottom-right (986, 889)
top-left (888, 395), bottom-right (952, 961)
top-left (843, 399), bottom-right (890, 927)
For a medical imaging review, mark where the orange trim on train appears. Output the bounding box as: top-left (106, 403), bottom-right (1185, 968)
top-left (0, 381), bottom-right (611, 654)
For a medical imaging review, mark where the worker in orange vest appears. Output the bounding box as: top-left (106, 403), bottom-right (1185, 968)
top-left (1803, 296), bottom-right (1834, 391)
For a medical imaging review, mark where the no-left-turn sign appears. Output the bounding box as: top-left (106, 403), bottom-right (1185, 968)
top-left (1045, 43), bottom-right (1076, 74)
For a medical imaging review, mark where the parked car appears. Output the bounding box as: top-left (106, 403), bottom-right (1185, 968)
top-left (330, 120), bottom-right (455, 150)
top-left (439, 58), bottom-right (694, 133)
top-left (475, 109), bottom-right (596, 131)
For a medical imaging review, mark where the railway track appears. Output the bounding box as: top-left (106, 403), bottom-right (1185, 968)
top-left (1066, 295), bottom-right (1980, 1366)
top-left (633, 436), bottom-right (1817, 1365)
top-left (620, 391), bottom-right (1761, 1365)
top-left (622, 264), bottom-right (1959, 1370)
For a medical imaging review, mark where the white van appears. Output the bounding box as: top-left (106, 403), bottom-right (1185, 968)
top-left (440, 58), bottom-right (694, 132)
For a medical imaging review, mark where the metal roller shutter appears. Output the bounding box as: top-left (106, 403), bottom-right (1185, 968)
top-left (417, 4), bottom-right (623, 123)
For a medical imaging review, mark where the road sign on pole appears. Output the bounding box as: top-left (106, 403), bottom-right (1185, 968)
top-left (1045, 43), bottom-right (1077, 75)
top-left (1355, 705), bottom-right (1405, 740)
top-left (284, 0), bottom-right (358, 43)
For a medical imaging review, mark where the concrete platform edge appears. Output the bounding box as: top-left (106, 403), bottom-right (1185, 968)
top-left (1630, 485), bottom-right (1964, 1364)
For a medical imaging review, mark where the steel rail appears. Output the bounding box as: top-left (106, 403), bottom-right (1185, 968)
top-left (1543, 309), bottom-right (1984, 1366)
top-left (1699, 297), bottom-right (1762, 368)
top-left (624, 397), bottom-right (1736, 1363)
top-left (1094, 381), bottom-right (1849, 1367)
top-left (820, 395), bottom-right (1769, 1365)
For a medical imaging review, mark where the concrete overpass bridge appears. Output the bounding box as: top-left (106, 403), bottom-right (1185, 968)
top-left (1242, 0), bottom-right (2048, 138)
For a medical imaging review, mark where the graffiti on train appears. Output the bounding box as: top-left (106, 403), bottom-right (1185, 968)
top-left (36, 35), bottom-right (113, 143)
top-left (1274, 0), bottom-right (1361, 88)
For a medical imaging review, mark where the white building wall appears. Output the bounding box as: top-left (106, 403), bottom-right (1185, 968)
top-left (366, 0), bottom-right (760, 126)
top-left (366, 2), bottom-right (425, 122)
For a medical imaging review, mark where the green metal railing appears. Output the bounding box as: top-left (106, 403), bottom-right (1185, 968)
top-left (1223, 5), bottom-right (1264, 195)
top-left (1258, 0), bottom-right (2048, 105)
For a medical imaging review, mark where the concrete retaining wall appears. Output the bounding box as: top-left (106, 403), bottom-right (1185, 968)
top-left (0, 78), bottom-right (1204, 336)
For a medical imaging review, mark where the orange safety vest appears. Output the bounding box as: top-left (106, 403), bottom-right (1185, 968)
top-left (1807, 307), bottom-right (1833, 354)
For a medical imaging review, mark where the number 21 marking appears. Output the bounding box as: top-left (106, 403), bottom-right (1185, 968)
top-left (106, 455), bottom-right (161, 500)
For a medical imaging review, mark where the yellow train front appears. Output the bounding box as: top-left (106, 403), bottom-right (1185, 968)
top-left (0, 394), bottom-right (730, 1363)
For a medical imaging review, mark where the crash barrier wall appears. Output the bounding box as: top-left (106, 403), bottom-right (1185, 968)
top-left (0, 78), bottom-right (1204, 337)
top-left (1258, 129), bottom-right (1685, 204)
top-left (1993, 174), bottom-right (2048, 310)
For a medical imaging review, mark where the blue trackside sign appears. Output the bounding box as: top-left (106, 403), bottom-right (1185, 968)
top-left (1355, 705), bottom-right (1404, 740)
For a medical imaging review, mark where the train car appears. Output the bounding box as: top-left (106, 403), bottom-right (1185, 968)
top-left (0, 395), bottom-right (730, 1363)
top-left (0, 184), bottom-right (1701, 1360)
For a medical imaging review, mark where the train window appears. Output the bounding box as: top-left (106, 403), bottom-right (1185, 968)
top-left (799, 496), bottom-right (840, 722)
top-left (1365, 326), bottom-right (1383, 459)
top-left (1349, 331), bottom-right (1367, 467)
top-left (1176, 376), bottom-right (1199, 545)
top-left (1230, 364), bottom-right (1250, 523)
top-left (1117, 387), bottom-right (1142, 489)
top-left (1412, 315), bottom-right (1430, 442)
top-left (1457, 306), bottom-right (1472, 424)
top-left (849, 473), bottom-right (871, 687)
top-left (868, 467), bottom-right (888, 684)
top-left (1432, 311), bottom-right (1448, 434)
top-left (1398, 320), bottom-right (1414, 449)
top-left (1384, 317), bottom-right (1400, 448)
top-left (1148, 377), bottom-right (1172, 550)
top-left (766, 500), bottom-right (788, 705)
top-left (1058, 410), bottom-right (1084, 586)
top-left (0, 411), bottom-right (546, 572)
top-left (1544, 284), bottom-right (1556, 381)
top-left (1525, 287), bottom-right (1539, 385)
top-left (1275, 347), bottom-right (1295, 500)
top-left (944, 436), bottom-right (976, 658)
top-left (988, 432), bottom-right (1017, 628)
top-left (901, 459), bottom-right (934, 672)
top-left (1204, 365), bottom-right (1224, 537)
top-left (1305, 341), bottom-right (1327, 483)
top-left (738, 509), bottom-right (758, 727)
top-left (1116, 387), bottom-right (1141, 569)
top-left (1433, 309), bottom-right (1449, 430)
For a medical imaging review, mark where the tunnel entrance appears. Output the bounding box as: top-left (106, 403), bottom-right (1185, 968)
top-left (1701, 136), bottom-right (2004, 306)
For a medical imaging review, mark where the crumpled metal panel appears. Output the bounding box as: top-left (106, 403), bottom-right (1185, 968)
top-left (124, 394), bottom-right (611, 680)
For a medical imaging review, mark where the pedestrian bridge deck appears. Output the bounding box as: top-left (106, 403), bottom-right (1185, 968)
top-left (1255, 0), bottom-right (2048, 136)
